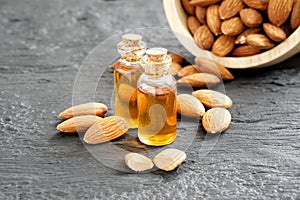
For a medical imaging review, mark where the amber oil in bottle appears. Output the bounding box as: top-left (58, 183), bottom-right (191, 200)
top-left (114, 34), bottom-right (146, 128)
top-left (137, 48), bottom-right (177, 146)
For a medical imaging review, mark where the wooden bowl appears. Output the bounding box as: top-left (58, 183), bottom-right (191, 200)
top-left (163, 0), bottom-right (300, 69)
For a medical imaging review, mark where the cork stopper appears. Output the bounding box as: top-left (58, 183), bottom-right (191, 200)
top-left (146, 48), bottom-right (168, 62)
top-left (122, 34), bottom-right (142, 46)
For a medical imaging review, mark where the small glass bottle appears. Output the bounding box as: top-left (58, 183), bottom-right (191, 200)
top-left (114, 34), bottom-right (147, 128)
top-left (137, 48), bottom-right (177, 146)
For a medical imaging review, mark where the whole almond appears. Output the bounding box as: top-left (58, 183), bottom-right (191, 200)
top-left (221, 17), bottom-right (244, 36)
top-left (83, 116), bottom-right (129, 144)
top-left (168, 53), bottom-right (184, 64)
top-left (182, 0), bottom-right (195, 15)
top-left (178, 65), bottom-right (198, 77)
top-left (59, 102), bottom-right (108, 119)
top-left (240, 8), bottom-right (263, 28)
top-left (212, 35), bottom-right (235, 56)
top-left (235, 28), bottom-right (261, 44)
top-left (177, 94), bottom-right (206, 118)
top-left (206, 4), bottom-right (222, 36)
top-left (242, 0), bottom-right (268, 10)
top-left (169, 62), bottom-right (183, 76)
top-left (192, 89), bottom-right (233, 108)
top-left (232, 45), bottom-right (260, 56)
top-left (202, 108), bottom-right (231, 134)
top-left (194, 25), bottom-right (214, 50)
top-left (56, 115), bottom-right (103, 133)
top-left (153, 148), bottom-right (187, 171)
top-left (268, 0), bottom-right (293, 26)
top-left (195, 6), bottom-right (207, 24)
top-left (125, 153), bottom-right (154, 172)
top-left (290, 0), bottom-right (300, 30)
top-left (219, 0), bottom-right (244, 20)
top-left (246, 34), bottom-right (275, 49)
top-left (187, 16), bottom-right (201, 35)
top-left (194, 57), bottom-right (235, 80)
top-left (177, 73), bottom-right (220, 87)
top-left (263, 23), bottom-right (287, 42)
top-left (189, 0), bottom-right (221, 6)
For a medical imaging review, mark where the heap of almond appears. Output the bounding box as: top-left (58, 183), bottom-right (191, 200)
top-left (182, 0), bottom-right (300, 57)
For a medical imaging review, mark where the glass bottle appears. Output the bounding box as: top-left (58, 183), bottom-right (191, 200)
top-left (114, 34), bottom-right (147, 128)
top-left (137, 48), bottom-right (177, 146)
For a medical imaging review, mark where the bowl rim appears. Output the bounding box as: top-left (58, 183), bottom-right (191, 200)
top-left (163, 0), bottom-right (300, 69)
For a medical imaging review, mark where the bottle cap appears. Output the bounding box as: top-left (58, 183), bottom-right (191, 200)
top-left (122, 34), bottom-right (142, 46)
top-left (146, 48), bottom-right (168, 62)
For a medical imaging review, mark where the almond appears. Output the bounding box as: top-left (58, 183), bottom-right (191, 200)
top-left (268, 0), bottom-right (293, 26)
top-left (206, 4), bottom-right (222, 36)
top-left (59, 102), bottom-right (108, 119)
top-left (125, 153), bottom-right (154, 172)
top-left (242, 0), bottom-right (268, 10)
top-left (177, 73), bottom-right (220, 87)
top-left (189, 0), bottom-right (221, 6)
top-left (56, 115), bottom-right (103, 133)
top-left (263, 23), bottom-right (287, 42)
top-left (168, 53), bottom-right (184, 64)
top-left (202, 108), bottom-right (231, 133)
top-left (281, 23), bottom-right (293, 37)
top-left (246, 34), bottom-right (275, 49)
top-left (195, 6), bottom-right (207, 24)
top-left (192, 89), bottom-right (233, 108)
top-left (194, 57), bottom-right (235, 80)
top-left (194, 25), bottom-right (214, 50)
top-left (83, 116), bottom-right (129, 144)
top-left (240, 8), bottom-right (263, 28)
top-left (231, 45), bottom-right (260, 57)
top-left (153, 148), bottom-right (187, 171)
top-left (169, 62), bottom-right (183, 76)
top-left (212, 35), bottom-right (235, 56)
top-left (182, 0), bottom-right (195, 15)
top-left (290, 0), bottom-right (300, 30)
top-left (178, 65), bottom-right (198, 77)
top-left (235, 28), bottom-right (261, 44)
top-left (221, 17), bottom-right (244, 36)
top-left (177, 94), bottom-right (206, 117)
top-left (187, 16), bottom-right (201, 35)
top-left (219, 0), bottom-right (244, 20)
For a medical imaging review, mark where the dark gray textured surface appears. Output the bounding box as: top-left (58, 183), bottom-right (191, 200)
top-left (0, 0), bottom-right (299, 199)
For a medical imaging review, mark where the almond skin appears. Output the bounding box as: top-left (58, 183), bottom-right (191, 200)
top-left (268, 0), bottom-right (293, 26)
top-left (83, 116), bottom-right (129, 144)
top-left (246, 34), bottom-right (275, 49)
top-left (202, 108), bottom-right (231, 134)
top-left (169, 62), bottom-right (183, 76)
top-left (125, 153), bottom-right (154, 172)
top-left (177, 94), bottom-right (206, 118)
top-left (192, 89), bottom-right (233, 108)
top-left (263, 23), bottom-right (287, 42)
top-left (235, 28), bottom-right (261, 44)
top-left (242, 0), bottom-right (268, 10)
top-left (219, 0), bottom-right (244, 20)
top-left (194, 25), bottom-right (215, 50)
top-left (194, 57), bottom-right (234, 80)
top-left (232, 45), bottom-right (260, 57)
top-left (189, 0), bottom-right (221, 6)
top-left (240, 8), bottom-right (263, 28)
top-left (195, 6), bottom-right (207, 24)
top-left (182, 0), bottom-right (195, 15)
top-left (221, 17), bottom-right (244, 36)
top-left (290, 0), bottom-right (300, 30)
top-left (177, 73), bottom-right (220, 88)
top-left (56, 115), bottom-right (103, 133)
top-left (212, 35), bottom-right (235, 56)
top-left (153, 148), bottom-right (187, 171)
top-left (178, 65), bottom-right (198, 77)
top-left (59, 102), bottom-right (108, 119)
top-left (168, 53), bottom-right (184, 64)
top-left (206, 4), bottom-right (222, 36)
top-left (187, 16), bottom-right (201, 35)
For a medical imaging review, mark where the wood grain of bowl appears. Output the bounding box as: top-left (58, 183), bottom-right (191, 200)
top-left (163, 0), bottom-right (300, 69)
